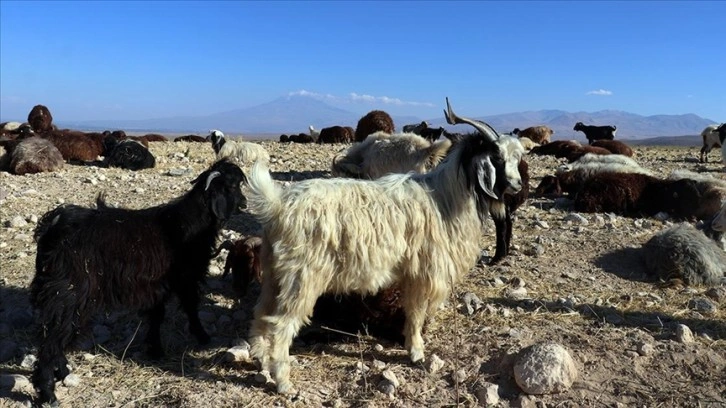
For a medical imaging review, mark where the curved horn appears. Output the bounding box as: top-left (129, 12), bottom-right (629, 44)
top-left (205, 170), bottom-right (221, 191)
top-left (443, 97), bottom-right (499, 142)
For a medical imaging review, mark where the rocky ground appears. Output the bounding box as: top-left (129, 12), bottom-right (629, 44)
top-left (0, 139), bottom-right (725, 408)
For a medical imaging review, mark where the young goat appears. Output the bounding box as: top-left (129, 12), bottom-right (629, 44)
top-left (245, 98), bottom-right (523, 394)
top-left (30, 160), bottom-right (247, 405)
top-left (0, 136), bottom-right (64, 175)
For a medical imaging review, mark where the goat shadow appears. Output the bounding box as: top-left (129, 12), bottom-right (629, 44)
top-left (593, 246), bottom-right (654, 283)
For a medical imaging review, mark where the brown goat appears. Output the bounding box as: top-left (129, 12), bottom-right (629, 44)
top-left (317, 126), bottom-right (354, 144)
top-left (139, 134), bottom-right (169, 143)
top-left (566, 145), bottom-right (612, 162)
top-left (354, 110), bottom-right (394, 142)
top-left (28, 105), bottom-right (54, 132)
top-left (174, 135), bottom-right (208, 143)
top-left (218, 236), bottom-right (263, 296)
top-left (513, 125), bottom-right (553, 145)
top-left (591, 140), bottom-right (634, 157)
top-left (574, 173), bottom-right (702, 219)
top-left (529, 140), bottom-right (582, 158)
top-left (40, 130), bottom-right (106, 162)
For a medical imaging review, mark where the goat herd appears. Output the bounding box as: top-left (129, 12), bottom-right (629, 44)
top-left (1, 101), bottom-right (725, 405)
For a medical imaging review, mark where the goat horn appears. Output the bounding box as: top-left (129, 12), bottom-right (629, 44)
top-left (205, 171), bottom-right (221, 191)
top-left (444, 97), bottom-right (499, 142)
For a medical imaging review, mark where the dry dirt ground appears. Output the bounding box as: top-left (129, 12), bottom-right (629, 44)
top-left (1, 140), bottom-right (725, 408)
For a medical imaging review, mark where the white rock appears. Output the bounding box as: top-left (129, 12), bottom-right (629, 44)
top-left (514, 342), bottom-right (578, 394)
top-left (675, 324), bottom-right (695, 344)
top-left (372, 359), bottom-right (386, 370)
top-left (426, 354), bottom-right (445, 373)
top-left (562, 213), bottom-right (589, 225)
top-left (134, 187), bottom-right (146, 194)
top-left (636, 342), bottom-right (654, 356)
top-left (20, 354), bottom-right (37, 369)
top-left (62, 373), bottom-right (81, 388)
top-left (452, 369), bottom-right (468, 384)
top-left (506, 287), bottom-right (529, 300)
top-left (475, 382), bottom-right (500, 406)
top-left (374, 344), bottom-right (384, 352)
top-left (381, 369), bottom-right (400, 387)
top-left (8, 215), bottom-right (27, 228)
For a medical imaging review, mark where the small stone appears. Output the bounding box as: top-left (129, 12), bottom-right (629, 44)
top-left (377, 380), bottom-right (395, 397)
top-left (381, 369), bottom-right (400, 387)
top-left (62, 373), bottom-right (81, 388)
top-left (510, 277), bottom-right (526, 288)
top-left (513, 394), bottom-right (538, 408)
top-left (506, 287), bottom-right (529, 300)
top-left (223, 346), bottom-right (250, 362)
top-left (374, 344), bottom-right (384, 352)
top-left (452, 369), bottom-right (468, 384)
top-left (86, 177), bottom-right (98, 185)
top-left (636, 342), bottom-right (654, 356)
top-left (28, 214), bottom-right (38, 223)
top-left (20, 354), bottom-right (36, 369)
top-left (475, 382), bottom-right (500, 406)
top-left (688, 298), bottom-right (717, 315)
top-left (524, 244), bottom-right (545, 257)
top-left (562, 213), bottom-right (589, 225)
top-left (372, 360), bottom-right (386, 370)
top-left (705, 287), bottom-right (726, 303)
top-left (82, 353), bottom-right (96, 361)
top-left (491, 276), bottom-right (505, 287)
top-left (675, 324), bottom-right (695, 344)
top-left (534, 220), bottom-right (549, 229)
top-left (134, 187), bottom-right (146, 194)
top-left (461, 292), bottom-right (483, 315)
top-left (7, 215), bottom-right (27, 228)
top-left (354, 361), bottom-right (370, 373)
top-left (426, 354), bottom-right (445, 373)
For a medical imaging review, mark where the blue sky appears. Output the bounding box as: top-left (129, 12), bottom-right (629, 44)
top-left (1, 1), bottom-right (724, 123)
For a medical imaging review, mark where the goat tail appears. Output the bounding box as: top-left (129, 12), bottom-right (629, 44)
top-left (247, 162), bottom-right (283, 221)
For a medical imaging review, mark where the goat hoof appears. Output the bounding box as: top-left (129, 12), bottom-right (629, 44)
top-left (409, 349), bottom-right (425, 364)
top-left (276, 381), bottom-right (296, 395)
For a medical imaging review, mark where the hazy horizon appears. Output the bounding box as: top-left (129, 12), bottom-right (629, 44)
top-left (1, 1), bottom-right (724, 123)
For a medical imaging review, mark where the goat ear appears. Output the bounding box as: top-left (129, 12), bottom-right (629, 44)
top-left (474, 155), bottom-right (499, 200)
top-left (210, 193), bottom-right (234, 220)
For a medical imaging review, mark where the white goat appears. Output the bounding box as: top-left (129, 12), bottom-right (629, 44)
top-left (331, 131), bottom-right (452, 179)
top-left (517, 136), bottom-right (539, 152)
top-left (245, 98), bottom-right (524, 394)
top-left (308, 125), bottom-right (320, 140)
top-left (207, 129), bottom-right (269, 168)
top-left (699, 124), bottom-right (722, 163)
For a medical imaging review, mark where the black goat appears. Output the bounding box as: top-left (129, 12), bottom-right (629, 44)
top-left (103, 138), bottom-right (156, 170)
top-left (30, 159), bottom-right (247, 405)
top-left (573, 122), bottom-right (617, 144)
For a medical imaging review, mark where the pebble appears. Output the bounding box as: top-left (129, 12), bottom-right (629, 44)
top-left (426, 354), bottom-right (445, 373)
top-left (62, 373), bottom-right (81, 388)
top-left (21, 354), bottom-right (37, 369)
top-left (675, 324), bottom-right (695, 344)
top-left (475, 382), bottom-right (500, 406)
top-left (381, 369), bottom-right (400, 387)
top-left (452, 369), bottom-right (468, 384)
top-left (636, 342), bottom-right (655, 356)
top-left (688, 298), bottom-right (717, 315)
top-left (506, 287), bottom-right (529, 300)
top-left (7, 215), bottom-right (27, 228)
top-left (461, 292), bottom-right (484, 315)
top-left (134, 187), bottom-right (146, 194)
top-left (377, 380), bottom-right (395, 397)
top-left (562, 213), bottom-right (589, 225)
top-left (372, 359), bottom-right (386, 370)
top-left (704, 287), bottom-right (726, 303)
top-left (354, 361), bottom-right (370, 373)
top-left (373, 344), bottom-right (384, 352)
top-left (534, 220), bottom-right (550, 229)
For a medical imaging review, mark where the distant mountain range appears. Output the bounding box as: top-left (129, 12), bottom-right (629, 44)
top-left (57, 94), bottom-right (717, 141)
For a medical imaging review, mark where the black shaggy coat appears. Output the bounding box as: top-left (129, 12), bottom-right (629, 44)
top-left (30, 159), bottom-right (246, 405)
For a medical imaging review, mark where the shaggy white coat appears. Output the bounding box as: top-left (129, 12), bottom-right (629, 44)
top-left (331, 131), bottom-right (452, 179)
top-left (517, 136), bottom-right (539, 152)
top-left (216, 140), bottom-right (270, 168)
top-left (643, 223), bottom-right (726, 286)
top-left (555, 154), bottom-right (652, 188)
top-left (246, 140), bottom-right (496, 394)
